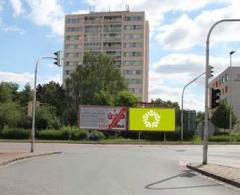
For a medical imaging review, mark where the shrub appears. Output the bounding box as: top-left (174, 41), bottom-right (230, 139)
top-left (230, 133), bottom-right (240, 142)
top-left (0, 128), bottom-right (30, 139)
top-left (37, 127), bottom-right (88, 140)
top-left (208, 135), bottom-right (230, 142)
top-left (88, 130), bottom-right (105, 141)
top-left (37, 129), bottom-right (62, 140)
top-left (193, 135), bottom-right (202, 143)
top-left (71, 129), bottom-right (87, 140)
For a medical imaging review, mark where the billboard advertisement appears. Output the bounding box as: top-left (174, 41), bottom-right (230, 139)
top-left (129, 108), bottom-right (175, 131)
top-left (79, 105), bottom-right (127, 130)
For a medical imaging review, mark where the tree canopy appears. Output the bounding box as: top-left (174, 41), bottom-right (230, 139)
top-left (211, 101), bottom-right (237, 129)
top-left (65, 52), bottom-right (127, 106)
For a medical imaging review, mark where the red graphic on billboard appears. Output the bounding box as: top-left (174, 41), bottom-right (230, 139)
top-left (108, 107), bottom-right (127, 129)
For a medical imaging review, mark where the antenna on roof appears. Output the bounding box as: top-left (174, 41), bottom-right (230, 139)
top-left (126, 4), bottom-right (130, 11)
top-left (88, 6), bottom-right (91, 13)
top-left (108, 5), bottom-right (111, 12)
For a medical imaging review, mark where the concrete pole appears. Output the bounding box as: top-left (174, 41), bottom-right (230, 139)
top-left (31, 58), bottom-right (40, 153)
top-left (229, 51), bottom-right (235, 133)
top-left (181, 72), bottom-right (205, 141)
top-left (31, 57), bottom-right (60, 153)
top-left (203, 19), bottom-right (240, 165)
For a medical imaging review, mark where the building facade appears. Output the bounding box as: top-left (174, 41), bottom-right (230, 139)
top-left (210, 67), bottom-right (240, 119)
top-left (63, 11), bottom-right (149, 101)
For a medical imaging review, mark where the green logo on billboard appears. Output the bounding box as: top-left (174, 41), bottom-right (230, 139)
top-left (143, 110), bottom-right (160, 128)
top-left (129, 108), bottom-right (176, 131)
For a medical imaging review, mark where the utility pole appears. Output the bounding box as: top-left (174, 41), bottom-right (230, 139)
top-left (229, 51), bottom-right (236, 133)
top-left (203, 19), bottom-right (240, 165)
top-left (181, 72), bottom-right (205, 141)
top-left (31, 52), bottom-right (62, 153)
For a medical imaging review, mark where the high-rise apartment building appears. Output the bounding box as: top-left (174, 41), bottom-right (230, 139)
top-left (63, 11), bottom-right (149, 101)
top-left (210, 66), bottom-right (240, 119)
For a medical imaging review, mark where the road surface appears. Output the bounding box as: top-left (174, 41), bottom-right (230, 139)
top-left (0, 143), bottom-right (239, 195)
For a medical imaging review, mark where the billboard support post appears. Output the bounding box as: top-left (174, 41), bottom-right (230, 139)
top-left (138, 131), bottom-right (141, 141)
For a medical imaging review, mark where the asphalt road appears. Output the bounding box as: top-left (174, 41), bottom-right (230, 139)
top-left (0, 143), bottom-right (239, 195)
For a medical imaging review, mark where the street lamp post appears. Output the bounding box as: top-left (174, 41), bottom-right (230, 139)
top-left (229, 51), bottom-right (236, 133)
top-left (31, 55), bottom-right (61, 153)
top-left (181, 72), bottom-right (205, 141)
top-left (203, 19), bottom-right (240, 165)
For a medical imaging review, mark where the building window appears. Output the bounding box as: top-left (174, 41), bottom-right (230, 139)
top-left (104, 24), bottom-right (122, 33)
top-left (65, 44), bottom-right (81, 50)
top-left (124, 34), bottom-right (143, 40)
top-left (84, 42), bottom-right (102, 50)
top-left (123, 42), bottom-right (142, 48)
top-left (129, 88), bottom-right (142, 93)
top-left (85, 25), bottom-right (102, 33)
top-left (66, 35), bottom-right (81, 41)
top-left (66, 27), bottom-right (83, 33)
top-left (123, 70), bottom-right (142, 75)
top-left (123, 60), bottom-right (142, 66)
top-left (124, 51), bottom-right (142, 57)
top-left (124, 25), bottom-right (143, 30)
top-left (65, 70), bottom-right (70, 75)
top-left (104, 15), bottom-right (122, 22)
top-left (125, 16), bottom-right (143, 21)
top-left (126, 79), bottom-right (141, 84)
top-left (225, 86), bottom-right (228, 94)
top-left (225, 74), bottom-right (229, 81)
top-left (66, 18), bottom-right (81, 24)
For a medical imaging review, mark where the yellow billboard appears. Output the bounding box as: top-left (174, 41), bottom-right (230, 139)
top-left (129, 108), bottom-right (176, 131)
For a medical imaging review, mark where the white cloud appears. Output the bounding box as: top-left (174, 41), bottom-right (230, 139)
top-left (0, 71), bottom-right (62, 88)
top-left (156, 1), bottom-right (240, 50)
top-left (86, 0), bottom-right (226, 34)
top-left (148, 52), bottom-right (240, 111)
top-left (154, 53), bottom-right (237, 81)
top-left (0, 71), bottom-right (34, 85)
top-left (24, 0), bottom-right (65, 36)
top-left (1, 25), bottom-right (25, 34)
top-left (148, 70), bottom-right (205, 111)
top-left (0, 19), bottom-right (25, 34)
top-left (10, 0), bottom-right (24, 16)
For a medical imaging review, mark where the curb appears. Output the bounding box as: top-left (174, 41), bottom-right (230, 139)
top-left (186, 164), bottom-right (240, 188)
top-left (0, 152), bottom-right (62, 167)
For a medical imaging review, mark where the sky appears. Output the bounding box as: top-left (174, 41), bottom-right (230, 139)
top-left (0, 0), bottom-right (240, 111)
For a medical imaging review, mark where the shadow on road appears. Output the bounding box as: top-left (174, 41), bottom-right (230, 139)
top-left (145, 170), bottom-right (220, 190)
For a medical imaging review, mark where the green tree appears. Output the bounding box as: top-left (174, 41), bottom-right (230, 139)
top-left (65, 52), bottom-right (127, 124)
top-left (35, 105), bottom-right (60, 130)
top-left (36, 81), bottom-right (66, 121)
top-left (18, 83), bottom-right (32, 107)
top-left (114, 90), bottom-right (138, 107)
top-left (0, 82), bottom-right (19, 103)
top-left (93, 90), bottom-right (114, 106)
top-left (211, 101), bottom-right (237, 129)
top-left (0, 102), bottom-right (23, 129)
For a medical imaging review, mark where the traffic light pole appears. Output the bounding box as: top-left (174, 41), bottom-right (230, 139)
top-left (203, 19), bottom-right (240, 165)
top-left (181, 72), bottom-right (205, 141)
top-left (31, 56), bottom-right (59, 153)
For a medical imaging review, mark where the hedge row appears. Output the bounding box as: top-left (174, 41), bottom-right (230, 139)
top-left (0, 127), bottom-right (105, 141)
top-left (0, 128), bottom-right (30, 139)
top-left (209, 134), bottom-right (240, 142)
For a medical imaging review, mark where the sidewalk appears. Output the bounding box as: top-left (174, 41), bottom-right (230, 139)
top-left (0, 151), bottom-right (62, 167)
top-left (187, 163), bottom-right (240, 188)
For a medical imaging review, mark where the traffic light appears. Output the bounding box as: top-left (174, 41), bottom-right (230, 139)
top-left (53, 51), bottom-right (62, 66)
top-left (207, 65), bottom-right (214, 78)
top-left (211, 88), bottom-right (221, 109)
